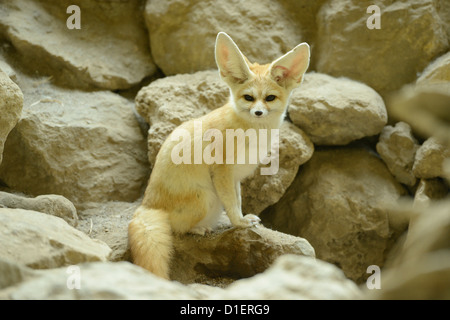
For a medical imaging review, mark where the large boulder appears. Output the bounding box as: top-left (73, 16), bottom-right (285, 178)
top-left (0, 191), bottom-right (78, 227)
top-left (0, 208), bottom-right (111, 269)
top-left (0, 72), bottom-right (149, 208)
top-left (367, 201), bottom-right (450, 299)
top-left (413, 136), bottom-right (450, 179)
top-left (241, 121), bottom-right (313, 215)
top-left (261, 147), bottom-right (408, 283)
top-left (0, 69), bottom-right (23, 165)
top-left (0, 260), bottom-right (198, 300)
top-left (76, 200), bottom-right (314, 285)
top-left (0, 255), bottom-right (362, 300)
top-left (376, 122), bottom-right (420, 186)
top-left (171, 220), bottom-right (315, 284)
top-left (212, 254), bottom-right (362, 300)
top-left (417, 51), bottom-right (450, 85)
top-left (387, 82), bottom-right (450, 143)
top-left (0, 0), bottom-right (156, 90)
top-left (144, 0), bottom-right (304, 75)
top-left (289, 73), bottom-right (387, 145)
top-left (315, 0), bottom-right (449, 94)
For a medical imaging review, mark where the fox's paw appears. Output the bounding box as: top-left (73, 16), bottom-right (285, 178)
top-left (189, 225), bottom-right (213, 236)
top-left (235, 214), bottom-right (261, 228)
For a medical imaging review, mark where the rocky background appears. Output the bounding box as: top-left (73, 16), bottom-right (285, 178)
top-left (0, 0), bottom-right (449, 300)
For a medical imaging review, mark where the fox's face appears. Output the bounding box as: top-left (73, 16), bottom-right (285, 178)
top-left (229, 65), bottom-right (290, 125)
top-left (215, 32), bottom-right (310, 126)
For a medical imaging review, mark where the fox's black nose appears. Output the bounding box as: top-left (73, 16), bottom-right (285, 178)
top-left (254, 111), bottom-right (263, 116)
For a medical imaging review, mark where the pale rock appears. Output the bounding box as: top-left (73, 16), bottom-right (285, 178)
top-left (413, 137), bottom-right (450, 179)
top-left (261, 147), bottom-right (408, 283)
top-left (136, 70), bottom-right (313, 215)
top-left (367, 201), bottom-right (450, 299)
top-left (417, 51), bottom-right (450, 85)
top-left (1, 261), bottom-right (198, 300)
top-left (145, 0), bottom-right (330, 75)
top-left (77, 201), bottom-right (314, 285)
top-left (171, 217), bottom-right (315, 284)
top-left (413, 179), bottom-right (449, 209)
top-left (0, 258), bottom-right (34, 290)
top-left (376, 122), bottom-right (420, 186)
top-left (1, 256), bottom-right (362, 300)
top-left (146, 121), bottom-right (179, 168)
top-left (438, 0), bottom-right (450, 40)
top-left (0, 72), bottom-right (149, 208)
top-left (289, 73), bottom-right (387, 145)
top-left (241, 122), bottom-right (313, 215)
top-left (211, 255), bottom-right (362, 300)
top-left (0, 69), bottom-right (23, 165)
top-left (316, 0), bottom-right (449, 94)
top-left (136, 70), bottom-right (229, 130)
top-left (0, 208), bottom-right (111, 269)
top-left (145, 0), bottom-right (304, 75)
top-left (0, 58), bottom-right (16, 82)
top-left (0, 191), bottom-right (78, 227)
top-left (0, 0), bottom-right (156, 90)
top-left (387, 83), bottom-right (450, 142)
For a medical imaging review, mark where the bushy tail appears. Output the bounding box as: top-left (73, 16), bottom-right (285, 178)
top-left (128, 206), bottom-right (173, 279)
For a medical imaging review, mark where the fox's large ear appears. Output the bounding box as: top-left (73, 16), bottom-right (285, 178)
top-left (215, 32), bottom-right (253, 86)
top-left (269, 43), bottom-right (310, 90)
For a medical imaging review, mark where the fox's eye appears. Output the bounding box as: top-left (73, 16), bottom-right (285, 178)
top-left (243, 95), bottom-right (254, 102)
top-left (265, 95), bottom-right (276, 102)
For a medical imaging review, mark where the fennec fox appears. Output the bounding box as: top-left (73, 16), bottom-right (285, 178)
top-left (128, 32), bottom-right (310, 279)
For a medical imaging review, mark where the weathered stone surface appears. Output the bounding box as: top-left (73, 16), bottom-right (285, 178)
top-left (0, 261), bottom-right (198, 300)
top-left (289, 73), bottom-right (387, 145)
top-left (136, 70), bottom-right (314, 215)
top-left (413, 137), bottom-right (450, 179)
top-left (367, 201), bottom-right (450, 299)
top-left (393, 51), bottom-right (449, 143)
top-left (388, 83), bottom-right (450, 142)
top-left (0, 58), bottom-right (16, 82)
top-left (413, 179), bottom-right (449, 208)
top-left (135, 70), bottom-right (228, 126)
top-left (144, 0), bottom-right (304, 75)
top-left (209, 254), bottom-right (362, 300)
top-left (0, 72), bottom-right (149, 208)
top-left (316, 0), bottom-right (449, 94)
top-left (0, 0), bottom-right (156, 90)
top-left (261, 147), bottom-right (408, 283)
top-left (241, 121), bottom-right (314, 215)
top-left (376, 122), bottom-right (420, 186)
top-left (76, 201), bottom-right (140, 263)
top-left (0, 208), bottom-right (111, 269)
top-left (171, 217), bottom-right (315, 284)
top-left (0, 191), bottom-right (78, 227)
top-left (1, 255), bottom-right (362, 300)
top-left (0, 258), bottom-right (34, 290)
top-left (417, 51), bottom-right (450, 85)
top-left (77, 201), bottom-right (314, 285)
top-left (0, 69), bottom-right (23, 165)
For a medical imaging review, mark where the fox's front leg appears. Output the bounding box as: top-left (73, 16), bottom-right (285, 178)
top-left (212, 165), bottom-right (260, 228)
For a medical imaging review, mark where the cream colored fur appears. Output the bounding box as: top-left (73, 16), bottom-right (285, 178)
top-left (128, 32), bottom-right (310, 279)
